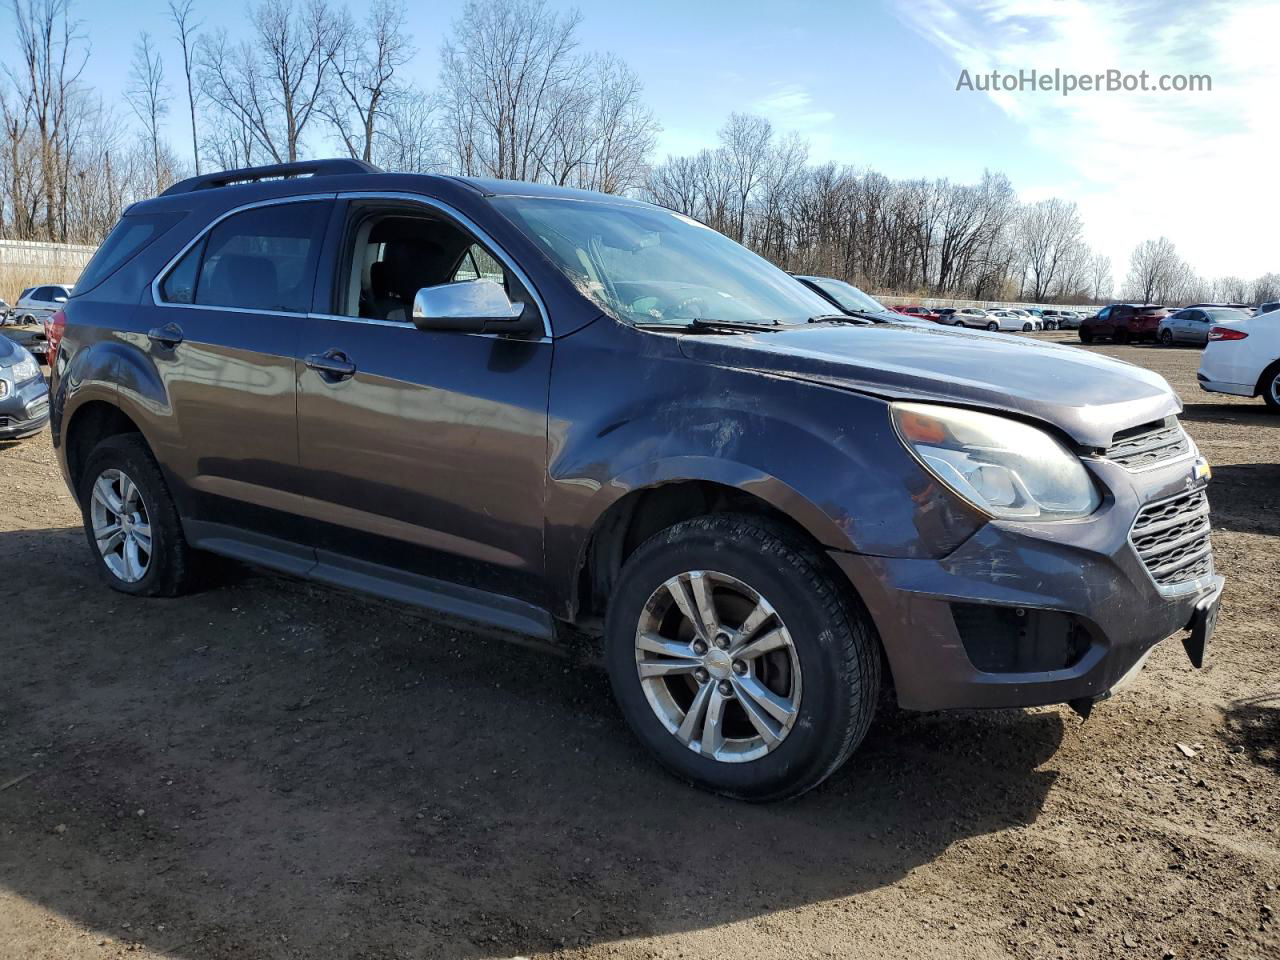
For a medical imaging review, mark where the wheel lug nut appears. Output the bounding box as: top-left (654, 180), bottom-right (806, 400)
top-left (732, 660), bottom-right (747, 675)
top-left (714, 633), bottom-right (730, 649)
top-left (717, 680), bottom-right (733, 696)
top-left (694, 668), bottom-right (709, 683)
top-left (692, 640), bottom-right (708, 655)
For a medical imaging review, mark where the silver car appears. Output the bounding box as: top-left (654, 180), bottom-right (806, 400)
top-left (12, 283), bottom-right (73, 325)
top-left (1159, 307), bottom-right (1250, 346)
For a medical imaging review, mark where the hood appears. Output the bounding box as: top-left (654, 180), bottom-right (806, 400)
top-left (677, 322), bottom-right (1181, 449)
top-left (0, 335), bottom-right (20, 364)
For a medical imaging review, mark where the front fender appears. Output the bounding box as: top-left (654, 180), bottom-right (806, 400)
top-left (543, 319), bottom-right (985, 620)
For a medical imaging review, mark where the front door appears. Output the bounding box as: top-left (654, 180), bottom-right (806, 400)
top-left (142, 196), bottom-right (332, 562)
top-left (295, 198), bottom-right (552, 611)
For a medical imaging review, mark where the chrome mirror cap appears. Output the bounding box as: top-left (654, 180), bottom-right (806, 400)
top-left (412, 279), bottom-right (524, 323)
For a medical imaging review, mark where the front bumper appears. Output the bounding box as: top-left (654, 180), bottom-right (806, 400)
top-left (832, 455), bottom-right (1222, 711)
top-left (0, 377), bottom-right (50, 438)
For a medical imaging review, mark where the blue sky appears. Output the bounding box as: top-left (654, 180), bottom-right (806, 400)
top-left (2, 0), bottom-right (1275, 281)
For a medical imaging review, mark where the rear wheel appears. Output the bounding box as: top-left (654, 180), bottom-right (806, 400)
top-left (1044, 320), bottom-right (1057, 330)
top-left (604, 515), bottom-right (880, 802)
top-left (1114, 329), bottom-right (1130, 345)
top-left (953, 319), bottom-right (966, 327)
top-left (1261, 362), bottom-right (1280, 413)
top-left (986, 321), bottom-right (999, 331)
top-left (78, 434), bottom-right (196, 597)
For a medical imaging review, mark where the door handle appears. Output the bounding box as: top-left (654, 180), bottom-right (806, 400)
top-left (147, 322), bottom-right (184, 347)
top-left (305, 349), bottom-right (357, 381)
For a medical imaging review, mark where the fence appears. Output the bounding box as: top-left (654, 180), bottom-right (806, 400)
top-left (0, 239), bottom-right (96, 304)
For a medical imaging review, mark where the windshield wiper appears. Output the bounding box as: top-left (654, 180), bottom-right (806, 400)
top-left (809, 312), bottom-right (877, 325)
top-left (634, 318), bottom-right (783, 334)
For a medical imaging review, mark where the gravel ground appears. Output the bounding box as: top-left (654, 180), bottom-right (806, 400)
top-left (0, 333), bottom-right (1277, 960)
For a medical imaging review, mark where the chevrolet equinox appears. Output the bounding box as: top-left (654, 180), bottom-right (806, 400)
top-left (48, 159), bottom-right (1223, 801)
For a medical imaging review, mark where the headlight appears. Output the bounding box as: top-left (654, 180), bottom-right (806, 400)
top-left (11, 354), bottom-right (38, 383)
top-left (891, 402), bottom-right (1100, 521)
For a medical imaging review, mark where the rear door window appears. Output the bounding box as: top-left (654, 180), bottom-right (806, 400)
top-left (159, 201), bottom-right (329, 312)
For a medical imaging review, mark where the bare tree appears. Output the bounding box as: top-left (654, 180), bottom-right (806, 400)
top-left (198, 0), bottom-right (343, 163)
top-left (374, 87), bottom-right (446, 173)
top-left (6, 0), bottom-right (89, 241)
top-left (1018, 199), bottom-right (1084, 302)
top-left (168, 0), bottom-right (202, 174)
top-left (322, 0), bottom-right (412, 162)
top-left (1089, 253), bottom-right (1113, 302)
top-left (126, 32), bottom-right (170, 193)
top-left (438, 0), bottom-right (585, 181)
top-left (1125, 237), bottom-right (1182, 304)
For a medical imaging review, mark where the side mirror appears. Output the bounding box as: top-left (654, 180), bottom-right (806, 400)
top-left (411, 279), bottom-right (539, 335)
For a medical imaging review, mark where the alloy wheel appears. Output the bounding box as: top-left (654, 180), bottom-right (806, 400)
top-left (89, 468), bottom-right (152, 583)
top-left (1271, 372), bottom-right (1280, 406)
top-left (634, 570), bottom-right (802, 763)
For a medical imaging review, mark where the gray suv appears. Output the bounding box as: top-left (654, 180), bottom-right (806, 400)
top-left (49, 160), bottom-right (1223, 801)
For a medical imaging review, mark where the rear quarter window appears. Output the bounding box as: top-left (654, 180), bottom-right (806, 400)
top-left (75, 211), bottom-right (185, 295)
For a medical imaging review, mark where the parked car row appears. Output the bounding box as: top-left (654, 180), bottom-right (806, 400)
top-left (888, 304), bottom-right (1091, 331)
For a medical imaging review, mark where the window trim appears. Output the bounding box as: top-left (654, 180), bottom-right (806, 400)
top-left (151, 190), bottom-right (552, 339)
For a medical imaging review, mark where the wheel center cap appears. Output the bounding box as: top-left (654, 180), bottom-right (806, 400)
top-left (704, 648), bottom-right (732, 679)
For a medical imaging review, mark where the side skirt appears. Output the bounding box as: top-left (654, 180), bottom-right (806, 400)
top-left (184, 520), bottom-right (556, 642)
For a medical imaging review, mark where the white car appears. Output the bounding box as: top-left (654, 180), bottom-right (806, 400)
top-left (981, 309), bottom-right (1029, 332)
top-left (1003, 308), bottom-right (1042, 331)
top-left (1198, 311), bottom-right (1280, 412)
top-left (12, 283), bottom-right (73, 324)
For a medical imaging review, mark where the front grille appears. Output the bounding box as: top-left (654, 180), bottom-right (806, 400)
top-left (1130, 488), bottom-right (1213, 587)
top-left (1105, 418), bottom-right (1191, 470)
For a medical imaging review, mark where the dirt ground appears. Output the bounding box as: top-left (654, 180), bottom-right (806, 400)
top-left (1, 333), bottom-right (1277, 960)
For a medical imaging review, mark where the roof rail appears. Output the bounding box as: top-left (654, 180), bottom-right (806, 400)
top-left (160, 158), bottom-right (382, 197)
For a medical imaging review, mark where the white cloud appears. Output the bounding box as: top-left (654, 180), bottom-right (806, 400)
top-left (752, 83), bottom-right (836, 130)
top-left (895, 0), bottom-right (1280, 285)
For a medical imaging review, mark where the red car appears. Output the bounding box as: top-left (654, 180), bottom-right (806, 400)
top-left (892, 305), bottom-right (943, 323)
top-left (1080, 304), bottom-right (1170, 344)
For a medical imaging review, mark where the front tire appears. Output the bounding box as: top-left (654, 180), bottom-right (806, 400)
top-left (1160, 329), bottom-right (1174, 346)
top-left (604, 515), bottom-right (880, 802)
top-left (1079, 329), bottom-right (1094, 344)
top-left (78, 434), bottom-right (196, 597)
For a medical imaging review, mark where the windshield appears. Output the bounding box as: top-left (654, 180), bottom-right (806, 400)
top-left (804, 277), bottom-right (890, 314)
top-left (490, 196), bottom-right (836, 325)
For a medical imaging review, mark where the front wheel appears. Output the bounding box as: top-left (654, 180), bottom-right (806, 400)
top-left (78, 434), bottom-right (197, 597)
top-left (604, 515), bottom-right (880, 802)
top-left (1160, 329), bottom-right (1174, 345)
top-left (1022, 322), bottom-right (1033, 332)
top-left (1079, 329), bottom-right (1094, 344)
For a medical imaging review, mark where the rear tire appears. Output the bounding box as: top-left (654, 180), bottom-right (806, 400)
top-left (604, 514), bottom-right (880, 802)
top-left (1114, 329), bottom-right (1130, 345)
top-left (1260, 362), bottom-right (1280, 413)
top-left (78, 433), bottom-right (196, 597)
top-left (986, 321), bottom-right (999, 331)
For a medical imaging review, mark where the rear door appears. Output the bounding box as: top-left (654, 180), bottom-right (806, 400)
top-left (294, 195), bottom-right (553, 612)
top-left (143, 195), bottom-right (333, 565)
